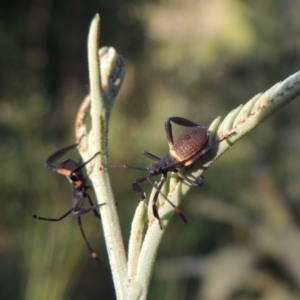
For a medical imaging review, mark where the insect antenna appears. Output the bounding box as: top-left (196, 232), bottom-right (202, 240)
top-left (71, 151), bottom-right (101, 174)
top-left (105, 164), bottom-right (148, 171)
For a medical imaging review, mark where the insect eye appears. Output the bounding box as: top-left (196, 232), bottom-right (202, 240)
top-left (70, 173), bottom-right (78, 181)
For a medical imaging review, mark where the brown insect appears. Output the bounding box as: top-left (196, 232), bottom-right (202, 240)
top-left (109, 117), bottom-right (233, 228)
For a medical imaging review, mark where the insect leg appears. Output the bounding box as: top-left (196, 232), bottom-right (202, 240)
top-left (73, 203), bottom-right (105, 216)
top-left (132, 176), bottom-right (148, 200)
top-left (85, 193), bottom-right (101, 219)
top-left (168, 117), bottom-right (200, 127)
top-left (77, 216), bottom-right (101, 264)
top-left (147, 174), bottom-right (188, 226)
top-left (151, 177), bottom-right (166, 229)
top-left (45, 143), bottom-right (79, 172)
top-left (165, 117), bottom-right (200, 152)
top-left (175, 170), bottom-right (203, 187)
top-left (142, 151), bottom-right (161, 161)
top-left (33, 208), bottom-right (73, 221)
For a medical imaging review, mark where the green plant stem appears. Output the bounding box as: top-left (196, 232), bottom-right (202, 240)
top-left (87, 14), bottom-right (127, 299)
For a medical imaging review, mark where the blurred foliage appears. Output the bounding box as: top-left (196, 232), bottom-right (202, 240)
top-left (1, 0), bottom-right (300, 299)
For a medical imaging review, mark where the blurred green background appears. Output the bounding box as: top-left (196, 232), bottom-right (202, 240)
top-left (1, 0), bottom-right (300, 299)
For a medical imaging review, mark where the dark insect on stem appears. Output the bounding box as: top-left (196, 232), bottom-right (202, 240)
top-left (108, 117), bottom-right (233, 229)
top-left (33, 141), bottom-right (104, 263)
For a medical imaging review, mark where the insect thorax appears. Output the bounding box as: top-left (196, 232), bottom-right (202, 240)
top-left (149, 154), bottom-right (179, 174)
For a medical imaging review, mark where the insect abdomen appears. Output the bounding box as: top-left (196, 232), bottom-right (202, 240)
top-left (174, 127), bottom-right (208, 160)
